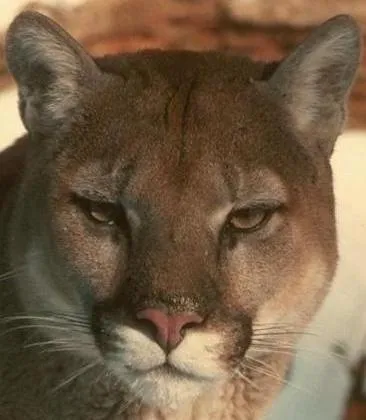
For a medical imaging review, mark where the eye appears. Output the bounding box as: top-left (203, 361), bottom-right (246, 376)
top-left (84, 201), bottom-right (119, 226)
top-left (73, 194), bottom-right (132, 237)
top-left (228, 206), bottom-right (274, 233)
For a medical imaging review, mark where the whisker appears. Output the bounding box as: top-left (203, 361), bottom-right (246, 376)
top-left (0, 314), bottom-right (91, 338)
top-left (23, 337), bottom-right (91, 349)
top-left (242, 359), bottom-right (313, 396)
top-left (41, 310), bottom-right (90, 321)
top-left (252, 323), bottom-right (300, 331)
top-left (252, 323), bottom-right (328, 336)
top-left (0, 313), bottom-right (89, 325)
top-left (0, 324), bottom-right (74, 339)
top-left (50, 361), bottom-right (100, 394)
top-left (249, 344), bottom-right (348, 363)
top-left (0, 250), bottom-right (44, 282)
top-left (101, 376), bottom-right (142, 418)
top-left (234, 368), bottom-right (261, 392)
top-left (40, 346), bottom-right (94, 356)
top-left (253, 321), bottom-right (297, 326)
top-left (108, 391), bottom-right (137, 418)
top-left (245, 354), bottom-right (278, 373)
top-left (250, 340), bottom-right (348, 358)
top-left (251, 340), bottom-right (295, 348)
top-left (90, 370), bottom-right (107, 389)
top-left (244, 356), bottom-right (313, 395)
top-left (253, 330), bottom-right (319, 338)
top-left (0, 268), bottom-right (23, 282)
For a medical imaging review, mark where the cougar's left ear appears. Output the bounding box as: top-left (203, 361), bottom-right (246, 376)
top-left (5, 11), bottom-right (101, 135)
top-left (268, 15), bottom-right (362, 157)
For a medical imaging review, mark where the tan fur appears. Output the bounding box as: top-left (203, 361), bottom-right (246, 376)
top-left (0, 11), bottom-right (361, 420)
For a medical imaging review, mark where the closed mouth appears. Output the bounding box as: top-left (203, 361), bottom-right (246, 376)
top-left (125, 361), bottom-right (206, 382)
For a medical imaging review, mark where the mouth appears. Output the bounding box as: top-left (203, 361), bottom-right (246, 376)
top-left (94, 318), bottom-right (233, 410)
top-left (126, 360), bottom-right (203, 381)
top-left (114, 358), bottom-right (212, 411)
top-left (94, 314), bottom-right (230, 410)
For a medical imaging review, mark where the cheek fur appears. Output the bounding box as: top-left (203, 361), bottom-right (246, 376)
top-left (53, 207), bottom-right (125, 300)
top-left (253, 253), bottom-right (330, 330)
top-left (222, 232), bottom-right (299, 313)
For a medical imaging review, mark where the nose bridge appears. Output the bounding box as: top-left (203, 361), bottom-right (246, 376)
top-left (122, 168), bottom-right (222, 313)
top-left (146, 228), bottom-right (205, 293)
top-left (127, 212), bottom-right (216, 314)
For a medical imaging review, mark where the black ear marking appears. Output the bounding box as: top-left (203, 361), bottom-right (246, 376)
top-left (269, 15), bottom-right (362, 157)
top-left (5, 11), bottom-right (100, 134)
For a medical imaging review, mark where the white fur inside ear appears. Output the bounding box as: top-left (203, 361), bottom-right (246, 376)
top-left (13, 24), bottom-right (81, 80)
top-left (286, 30), bottom-right (357, 134)
top-left (13, 26), bottom-right (80, 124)
top-left (6, 12), bottom-right (98, 132)
top-left (269, 16), bottom-right (360, 146)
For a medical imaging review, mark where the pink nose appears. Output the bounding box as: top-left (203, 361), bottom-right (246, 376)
top-left (136, 308), bottom-right (203, 351)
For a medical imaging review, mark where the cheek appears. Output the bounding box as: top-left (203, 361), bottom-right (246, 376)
top-left (223, 229), bottom-right (304, 312)
top-left (254, 253), bottom-right (330, 329)
top-left (54, 208), bottom-right (125, 301)
top-left (80, 238), bottom-right (122, 300)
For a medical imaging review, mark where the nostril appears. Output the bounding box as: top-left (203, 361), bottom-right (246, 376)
top-left (136, 309), bottom-right (167, 336)
top-left (173, 314), bottom-right (204, 334)
top-left (136, 308), bottom-right (203, 352)
top-left (136, 308), bottom-right (170, 349)
top-left (135, 316), bottom-right (160, 336)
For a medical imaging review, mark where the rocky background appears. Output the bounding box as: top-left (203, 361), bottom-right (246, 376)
top-left (0, 0), bottom-right (365, 128)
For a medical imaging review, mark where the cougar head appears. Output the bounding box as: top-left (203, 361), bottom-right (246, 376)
top-left (5, 11), bottom-right (361, 411)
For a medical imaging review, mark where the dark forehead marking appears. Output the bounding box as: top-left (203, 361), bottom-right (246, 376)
top-left (220, 163), bottom-right (242, 203)
top-left (164, 76), bottom-right (198, 167)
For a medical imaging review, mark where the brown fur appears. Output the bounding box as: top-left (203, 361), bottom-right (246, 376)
top-left (0, 11), bottom-right (361, 419)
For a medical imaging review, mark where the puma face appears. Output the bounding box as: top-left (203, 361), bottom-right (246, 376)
top-left (5, 12), bottom-right (361, 411)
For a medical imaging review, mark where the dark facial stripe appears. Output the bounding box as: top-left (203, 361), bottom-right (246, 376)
top-left (164, 76), bottom-right (198, 167)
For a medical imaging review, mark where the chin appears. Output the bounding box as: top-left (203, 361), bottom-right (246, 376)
top-left (117, 365), bottom-right (211, 410)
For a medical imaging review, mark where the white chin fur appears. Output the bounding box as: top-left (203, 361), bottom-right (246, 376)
top-left (106, 325), bottom-right (227, 410)
top-left (122, 368), bottom-right (208, 410)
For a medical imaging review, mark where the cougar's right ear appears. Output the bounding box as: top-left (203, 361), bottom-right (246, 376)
top-left (5, 11), bottom-right (101, 135)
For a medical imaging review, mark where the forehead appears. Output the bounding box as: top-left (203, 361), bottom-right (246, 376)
top-left (71, 158), bottom-right (288, 213)
top-left (61, 51), bottom-right (316, 200)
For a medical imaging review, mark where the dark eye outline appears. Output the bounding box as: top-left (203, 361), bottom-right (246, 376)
top-left (73, 195), bottom-right (123, 228)
top-left (86, 201), bottom-right (119, 226)
top-left (226, 204), bottom-right (281, 234)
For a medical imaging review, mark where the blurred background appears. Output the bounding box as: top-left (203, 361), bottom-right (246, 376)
top-left (0, 1), bottom-right (365, 419)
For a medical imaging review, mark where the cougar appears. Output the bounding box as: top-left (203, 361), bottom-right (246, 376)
top-left (0, 11), bottom-right (361, 420)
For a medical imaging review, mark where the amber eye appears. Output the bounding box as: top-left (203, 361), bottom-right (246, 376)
top-left (228, 207), bottom-right (273, 233)
top-left (86, 201), bottom-right (118, 226)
